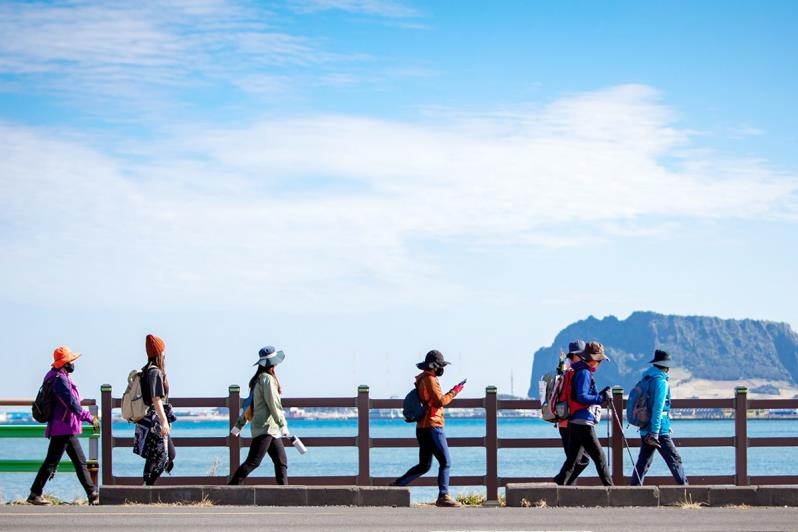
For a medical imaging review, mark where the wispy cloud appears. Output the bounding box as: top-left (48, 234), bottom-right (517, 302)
top-left (288, 0), bottom-right (420, 18)
top-left (2, 84), bottom-right (796, 311)
top-left (0, 1), bottom-right (330, 99)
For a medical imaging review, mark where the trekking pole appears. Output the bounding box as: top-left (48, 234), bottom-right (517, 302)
top-left (606, 406), bottom-right (611, 466)
top-left (606, 399), bottom-right (644, 485)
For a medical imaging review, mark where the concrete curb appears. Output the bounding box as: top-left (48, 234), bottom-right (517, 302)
top-left (505, 483), bottom-right (798, 507)
top-left (99, 485), bottom-right (410, 507)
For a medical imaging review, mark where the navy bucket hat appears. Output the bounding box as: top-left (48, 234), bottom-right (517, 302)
top-left (254, 345), bottom-right (285, 367)
top-left (567, 340), bottom-right (586, 357)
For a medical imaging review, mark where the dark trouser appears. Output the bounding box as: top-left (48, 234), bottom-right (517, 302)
top-left (30, 435), bottom-right (96, 497)
top-left (143, 436), bottom-right (176, 485)
top-left (630, 433), bottom-right (688, 486)
top-left (229, 434), bottom-right (288, 485)
top-left (554, 423), bottom-right (613, 486)
top-left (558, 426), bottom-right (590, 485)
top-left (394, 427), bottom-right (452, 497)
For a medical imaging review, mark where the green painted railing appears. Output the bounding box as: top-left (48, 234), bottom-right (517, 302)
top-left (0, 400), bottom-right (99, 482)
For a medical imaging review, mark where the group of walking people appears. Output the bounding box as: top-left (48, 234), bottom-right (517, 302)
top-left (552, 339), bottom-right (688, 487)
top-left (28, 337), bottom-right (685, 506)
top-left (27, 334), bottom-right (176, 504)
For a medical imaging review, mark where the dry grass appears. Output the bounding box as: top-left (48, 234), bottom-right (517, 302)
top-left (455, 492), bottom-right (485, 506)
top-left (520, 497), bottom-right (548, 508)
top-left (125, 495), bottom-right (215, 507)
top-left (206, 456), bottom-right (223, 477)
top-left (10, 494), bottom-right (70, 506)
top-left (675, 499), bottom-right (706, 509)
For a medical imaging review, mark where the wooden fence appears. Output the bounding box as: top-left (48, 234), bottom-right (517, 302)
top-left (95, 384), bottom-right (798, 502)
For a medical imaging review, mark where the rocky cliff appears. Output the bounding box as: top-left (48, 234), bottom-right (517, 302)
top-left (527, 311), bottom-right (798, 398)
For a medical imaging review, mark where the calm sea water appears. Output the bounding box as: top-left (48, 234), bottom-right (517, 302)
top-left (1, 417), bottom-right (796, 504)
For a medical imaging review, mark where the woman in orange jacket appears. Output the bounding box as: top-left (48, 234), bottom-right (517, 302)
top-left (392, 350), bottom-right (465, 507)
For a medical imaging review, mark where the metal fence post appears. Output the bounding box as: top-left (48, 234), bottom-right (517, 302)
top-left (484, 386), bottom-right (498, 504)
top-left (100, 384), bottom-right (113, 485)
top-left (357, 385), bottom-right (371, 485)
top-left (228, 385), bottom-right (241, 480)
top-left (734, 386), bottom-right (749, 486)
top-left (611, 386), bottom-right (624, 485)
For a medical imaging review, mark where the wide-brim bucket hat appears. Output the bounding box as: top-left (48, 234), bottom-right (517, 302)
top-left (582, 341), bottom-right (608, 362)
top-left (649, 349), bottom-right (673, 367)
top-left (254, 345), bottom-right (285, 367)
top-left (52, 346), bottom-right (81, 369)
top-left (416, 349), bottom-right (450, 370)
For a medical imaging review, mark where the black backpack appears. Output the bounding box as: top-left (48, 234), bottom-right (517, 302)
top-left (402, 383), bottom-right (427, 423)
top-left (31, 376), bottom-right (56, 423)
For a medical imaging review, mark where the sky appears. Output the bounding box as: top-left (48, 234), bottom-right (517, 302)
top-left (1, 0), bottom-right (797, 403)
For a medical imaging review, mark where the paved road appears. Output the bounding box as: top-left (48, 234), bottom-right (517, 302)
top-left (2, 505), bottom-right (798, 531)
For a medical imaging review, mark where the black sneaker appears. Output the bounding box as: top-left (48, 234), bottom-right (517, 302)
top-left (27, 494), bottom-right (52, 506)
top-left (88, 491), bottom-right (100, 505)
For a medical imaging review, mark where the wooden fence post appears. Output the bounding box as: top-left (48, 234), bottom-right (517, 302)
top-left (357, 385), bottom-right (371, 485)
top-left (484, 386), bottom-right (498, 504)
top-left (228, 385), bottom-right (240, 481)
top-left (734, 386), bottom-right (749, 486)
top-left (100, 384), bottom-right (113, 485)
top-left (611, 386), bottom-right (624, 485)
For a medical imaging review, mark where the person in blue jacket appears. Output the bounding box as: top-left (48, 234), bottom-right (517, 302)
top-left (630, 349), bottom-right (688, 485)
top-left (553, 341), bottom-right (613, 486)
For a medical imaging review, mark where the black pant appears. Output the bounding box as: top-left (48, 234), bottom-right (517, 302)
top-left (558, 426), bottom-right (590, 485)
top-left (30, 435), bottom-right (96, 497)
top-left (229, 434), bottom-right (288, 485)
top-left (554, 423), bottom-right (613, 486)
top-left (143, 436), bottom-right (176, 485)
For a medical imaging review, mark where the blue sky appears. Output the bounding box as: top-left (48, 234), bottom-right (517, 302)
top-left (1, 0), bottom-right (797, 401)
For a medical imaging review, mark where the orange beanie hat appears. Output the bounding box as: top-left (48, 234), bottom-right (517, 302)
top-left (145, 334), bottom-right (165, 358)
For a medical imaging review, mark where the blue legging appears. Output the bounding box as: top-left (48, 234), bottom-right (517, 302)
top-left (394, 427), bottom-right (452, 497)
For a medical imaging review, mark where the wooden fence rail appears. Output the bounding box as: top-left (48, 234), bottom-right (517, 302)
top-left (93, 384), bottom-right (798, 502)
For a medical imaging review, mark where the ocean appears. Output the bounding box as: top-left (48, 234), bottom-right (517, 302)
top-left (1, 417), bottom-right (796, 504)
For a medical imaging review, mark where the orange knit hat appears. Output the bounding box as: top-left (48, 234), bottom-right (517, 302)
top-left (145, 334), bottom-right (165, 358)
top-left (52, 346), bottom-right (81, 368)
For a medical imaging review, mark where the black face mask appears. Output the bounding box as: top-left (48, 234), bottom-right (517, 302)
top-left (63, 362), bottom-right (75, 373)
top-left (435, 367), bottom-right (444, 377)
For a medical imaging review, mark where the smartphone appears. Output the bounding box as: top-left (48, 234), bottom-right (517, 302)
top-left (458, 379), bottom-right (467, 386)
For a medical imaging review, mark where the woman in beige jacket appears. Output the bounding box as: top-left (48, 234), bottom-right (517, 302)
top-left (229, 346), bottom-right (289, 485)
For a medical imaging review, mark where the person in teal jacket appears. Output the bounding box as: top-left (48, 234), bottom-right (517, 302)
top-left (630, 349), bottom-right (688, 485)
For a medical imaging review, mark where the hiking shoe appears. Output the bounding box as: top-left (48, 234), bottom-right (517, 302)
top-left (88, 491), bottom-right (100, 505)
top-left (435, 494), bottom-right (461, 507)
top-left (26, 494), bottom-right (51, 506)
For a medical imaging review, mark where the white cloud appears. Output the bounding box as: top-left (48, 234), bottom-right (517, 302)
top-left (0, 1), bottom-right (325, 97)
top-left (1, 85), bottom-right (797, 312)
top-left (288, 0), bottom-right (419, 18)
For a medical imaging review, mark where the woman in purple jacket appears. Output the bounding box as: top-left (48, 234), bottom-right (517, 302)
top-left (28, 346), bottom-right (99, 505)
